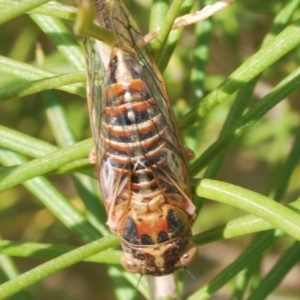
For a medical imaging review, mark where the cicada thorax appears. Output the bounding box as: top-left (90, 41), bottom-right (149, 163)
top-left (95, 46), bottom-right (197, 275)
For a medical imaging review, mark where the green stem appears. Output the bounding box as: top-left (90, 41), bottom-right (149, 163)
top-left (31, 14), bottom-right (85, 71)
top-left (193, 195), bottom-right (300, 245)
top-left (190, 64), bottom-right (300, 175)
top-left (0, 0), bottom-right (51, 24)
top-left (151, 0), bottom-right (185, 58)
top-left (74, 0), bottom-right (116, 44)
top-left (179, 18), bottom-right (300, 131)
top-left (0, 0), bottom-right (77, 20)
top-left (0, 236), bottom-right (119, 300)
top-left (246, 241), bottom-right (300, 300)
top-left (0, 256), bottom-right (32, 300)
top-left (0, 139), bottom-right (93, 192)
top-left (0, 240), bottom-right (121, 264)
top-left (0, 55), bottom-right (85, 97)
top-left (196, 179), bottom-right (300, 241)
top-left (0, 150), bottom-right (100, 242)
top-left (149, 0), bottom-right (169, 32)
top-left (204, 0), bottom-right (300, 181)
top-left (42, 90), bottom-right (108, 235)
top-left (156, 0), bottom-right (195, 71)
top-left (0, 125), bottom-right (57, 157)
top-left (188, 231), bottom-right (281, 300)
top-left (0, 72), bottom-right (85, 101)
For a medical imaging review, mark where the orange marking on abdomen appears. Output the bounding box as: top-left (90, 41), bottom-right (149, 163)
top-left (105, 83), bottom-right (125, 99)
top-left (129, 78), bottom-right (148, 92)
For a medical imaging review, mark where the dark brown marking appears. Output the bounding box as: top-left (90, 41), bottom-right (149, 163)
top-left (157, 231), bottom-right (169, 243)
top-left (167, 210), bottom-right (185, 237)
top-left (123, 216), bottom-right (139, 244)
top-left (141, 234), bottom-right (154, 245)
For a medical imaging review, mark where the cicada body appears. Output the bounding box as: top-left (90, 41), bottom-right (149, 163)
top-left (85, 0), bottom-right (197, 275)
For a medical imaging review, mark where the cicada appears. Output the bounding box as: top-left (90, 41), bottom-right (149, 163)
top-left (85, 0), bottom-right (197, 275)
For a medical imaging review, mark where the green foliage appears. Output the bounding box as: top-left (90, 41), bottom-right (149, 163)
top-left (0, 0), bottom-right (300, 299)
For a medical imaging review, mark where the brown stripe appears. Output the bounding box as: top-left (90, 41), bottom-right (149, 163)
top-left (103, 123), bottom-right (132, 137)
top-left (145, 141), bottom-right (168, 160)
top-left (104, 79), bottom-right (149, 105)
top-left (103, 140), bottom-right (168, 165)
top-left (129, 79), bottom-right (148, 92)
top-left (102, 114), bottom-right (163, 137)
top-left (101, 128), bottom-right (163, 152)
top-left (103, 98), bottom-right (156, 117)
top-left (103, 105), bottom-right (127, 117)
top-left (103, 152), bottom-right (144, 165)
top-left (131, 98), bottom-right (155, 111)
top-left (105, 83), bottom-right (125, 99)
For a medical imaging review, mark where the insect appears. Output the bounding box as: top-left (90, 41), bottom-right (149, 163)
top-left (85, 0), bottom-right (197, 275)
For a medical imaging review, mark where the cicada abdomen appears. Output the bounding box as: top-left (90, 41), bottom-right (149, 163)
top-left (86, 0), bottom-right (197, 275)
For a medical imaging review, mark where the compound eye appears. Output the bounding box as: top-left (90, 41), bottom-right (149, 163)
top-left (121, 254), bottom-right (143, 274)
top-left (179, 244), bottom-right (198, 266)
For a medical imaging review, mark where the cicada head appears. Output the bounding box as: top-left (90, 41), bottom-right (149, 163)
top-left (117, 204), bottom-right (197, 275)
top-left (120, 235), bottom-right (197, 276)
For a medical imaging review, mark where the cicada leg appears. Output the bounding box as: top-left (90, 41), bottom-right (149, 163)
top-left (88, 147), bottom-right (100, 177)
top-left (184, 146), bottom-right (195, 161)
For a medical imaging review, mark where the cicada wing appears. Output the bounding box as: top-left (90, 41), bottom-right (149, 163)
top-left (85, 38), bottom-right (102, 147)
top-left (108, 0), bottom-right (195, 217)
top-left (85, 37), bottom-right (133, 231)
top-left (87, 0), bottom-right (195, 231)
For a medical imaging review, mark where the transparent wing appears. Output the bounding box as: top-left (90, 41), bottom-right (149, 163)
top-left (86, 0), bottom-right (195, 232)
top-left (109, 0), bottom-right (194, 206)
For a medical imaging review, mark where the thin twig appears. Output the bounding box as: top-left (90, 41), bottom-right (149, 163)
top-left (144, 0), bottom-right (236, 43)
top-left (147, 274), bottom-right (179, 300)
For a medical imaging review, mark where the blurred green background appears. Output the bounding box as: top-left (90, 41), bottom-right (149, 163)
top-left (1, 0), bottom-right (300, 299)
